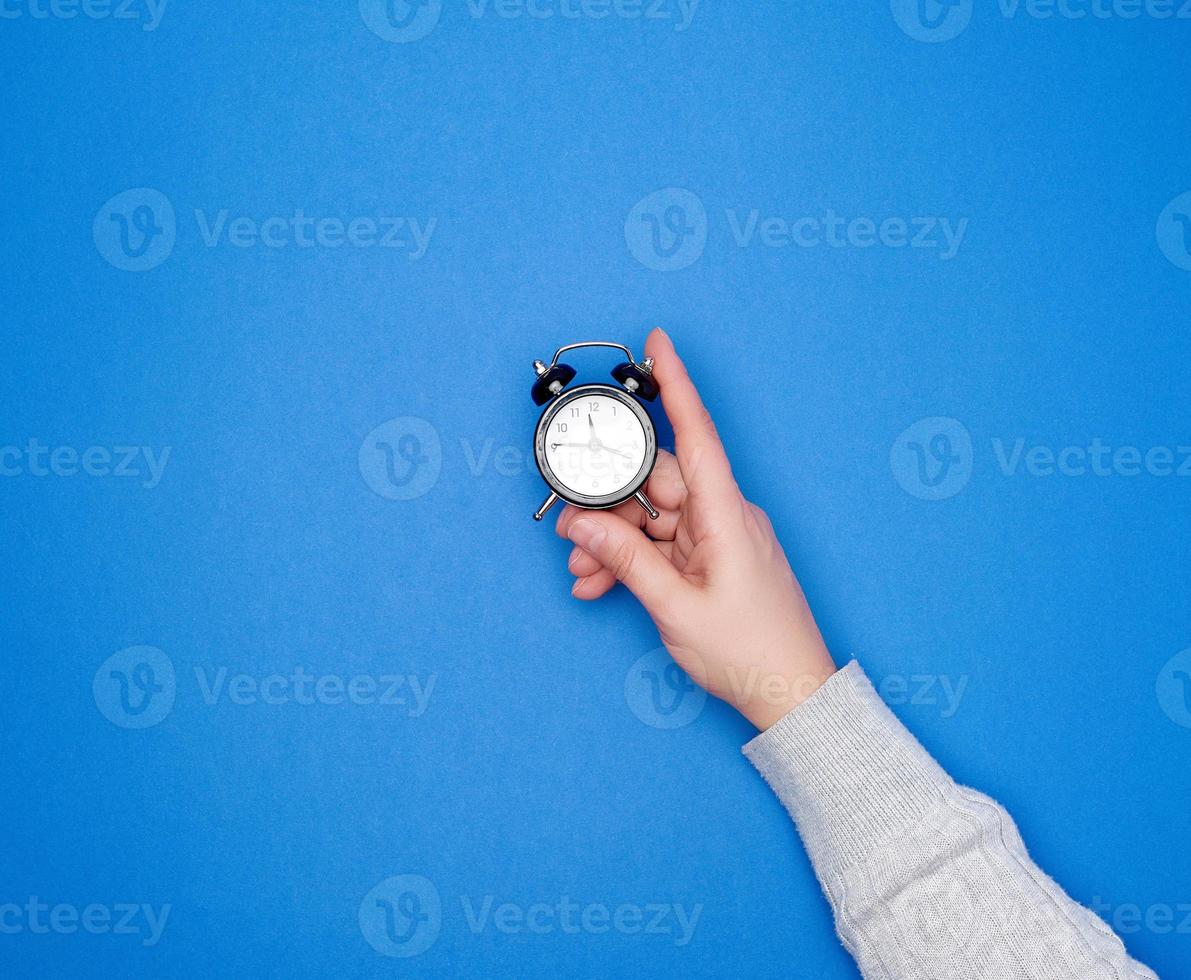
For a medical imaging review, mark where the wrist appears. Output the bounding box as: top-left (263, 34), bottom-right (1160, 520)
top-left (737, 655), bottom-right (838, 730)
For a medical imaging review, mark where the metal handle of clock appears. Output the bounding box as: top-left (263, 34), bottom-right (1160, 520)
top-left (541, 341), bottom-right (654, 375)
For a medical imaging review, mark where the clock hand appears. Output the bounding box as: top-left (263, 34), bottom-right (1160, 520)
top-left (588, 415), bottom-right (596, 437)
top-left (551, 441), bottom-right (632, 461)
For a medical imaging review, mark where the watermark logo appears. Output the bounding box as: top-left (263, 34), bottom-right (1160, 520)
top-left (359, 0), bottom-right (443, 42)
top-left (625, 188), bottom-right (708, 272)
top-left (358, 878), bottom-right (701, 955)
top-left (359, 875), bottom-right (442, 957)
top-left (891, 0), bottom-right (973, 42)
top-left (899, 873), bottom-right (979, 961)
top-left (897, 0), bottom-right (1191, 41)
top-left (894, 420), bottom-right (1191, 499)
top-left (95, 191), bottom-right (435, 271)
top-left (96, 655), bottom-right (433, 727)
top-left (93, 189), bottom-right (176, 272)
top-left (890, 417), bottom-right (973, 501)
top-left (1156, 190), bottom-right (1191, 272)
top-left (93, 646), bottom-right (176, 729)
top-left (628, 194), bottom-right (968, 267)
top-left (359, 417), bottom-right (443, 501)
top-left (1156, 648), bottom-right (1191, 729)
top-left (624, 648), bottom-right (706, 729)
top-left (361, 0), bottom-right (699, 41)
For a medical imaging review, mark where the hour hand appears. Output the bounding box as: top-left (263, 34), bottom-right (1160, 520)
top-left (550, 442), bottom-right (590, 450)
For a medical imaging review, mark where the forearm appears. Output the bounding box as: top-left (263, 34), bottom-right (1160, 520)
top-left (744, 662), bottom-right (1157, 980)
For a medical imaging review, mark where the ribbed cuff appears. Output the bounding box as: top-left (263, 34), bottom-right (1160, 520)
top-left (743, 661), bottom-right (953, 878)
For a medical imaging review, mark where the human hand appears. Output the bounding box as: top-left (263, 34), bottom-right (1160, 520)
top-left (556, 328), bottom-right (837, 729)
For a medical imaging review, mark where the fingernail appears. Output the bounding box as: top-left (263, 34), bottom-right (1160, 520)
top-left (567, 518), bottom-right (606, 553)
top-left (566, 546), bottom-right (584, 570)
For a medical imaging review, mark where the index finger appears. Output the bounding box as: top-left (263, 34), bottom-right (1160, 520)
top-left (644, 328), bottom-right (738, 505)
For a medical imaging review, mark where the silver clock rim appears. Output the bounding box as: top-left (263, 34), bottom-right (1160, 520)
top-left (533, 383), bottom-right (657, 510)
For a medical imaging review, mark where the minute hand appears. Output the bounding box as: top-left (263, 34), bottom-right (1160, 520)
top-left (550, 441), bottom-right (634, 461)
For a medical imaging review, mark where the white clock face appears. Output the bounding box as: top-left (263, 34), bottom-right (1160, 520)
top-left (542, 392), bottom-right (649, 499)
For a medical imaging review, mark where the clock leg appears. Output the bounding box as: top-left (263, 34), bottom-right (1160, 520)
top-left (634, 490), bottom-right (660, 520)
top-left (533, 492), bottom-right (560, 522)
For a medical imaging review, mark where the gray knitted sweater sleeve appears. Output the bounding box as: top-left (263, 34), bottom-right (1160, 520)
top-left (742, 661), bottom-right (1157, 980)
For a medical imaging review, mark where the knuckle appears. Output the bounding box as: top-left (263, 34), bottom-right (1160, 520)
top-left (746, 501), bottom-right (774, 532)
top-left (607, 540), bottom-right (637, 582)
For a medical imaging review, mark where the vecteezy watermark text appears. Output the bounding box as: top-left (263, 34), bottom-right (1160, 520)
top-left (892, 418), bottom-right (1191, 500)
top-left (892, 0), bottom-right (1191, 43)
top-left (358, 0), bottom-right (699, 43)
top-left (990, 438), bottom-right (1191, 478)
top-left (193, 210), bottom-right (436, 256)
top-left (625, 648), bottom-right (969, 730)
top-left (1089, 896), bottom-right (1191, 935)
top-left (358, 874), bottom-right (701, 958)
top-left (194, 665), bottom-right (435, 714)
top-left (623, 189), bottom-right (969, 271)
top-left (1, 440), bottom-right (170, 489)
top-left (464, 0), bottom-right (699, 30)
top-left (93, 646), bottom-right (437, 729)
top-left (459, 895), bottom-right (701, 945)
top-left (719, 666), bottom-right (968, 720)
top-left (94, 188), bottom-right (437, 272)
top-left (726, 209), bottom-right (968, 260)
top-left (996, 0), bottom-right (1191, 20)
top-left (0, 898), bottom-right (171, 946)
top-left (359, 420), bottom-right (668, 503)
top-left (0, 0), bottom-right (167, 30)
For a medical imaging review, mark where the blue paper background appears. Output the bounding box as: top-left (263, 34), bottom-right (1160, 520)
top-left (2, 1), bottom-right (1189, 976)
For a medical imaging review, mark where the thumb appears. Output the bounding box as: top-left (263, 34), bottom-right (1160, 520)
top-left (564, 510), bottom-right (686, 617)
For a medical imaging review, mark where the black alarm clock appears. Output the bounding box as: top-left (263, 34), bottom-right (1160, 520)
top-left (530, 341), bottom-right (660, 522)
